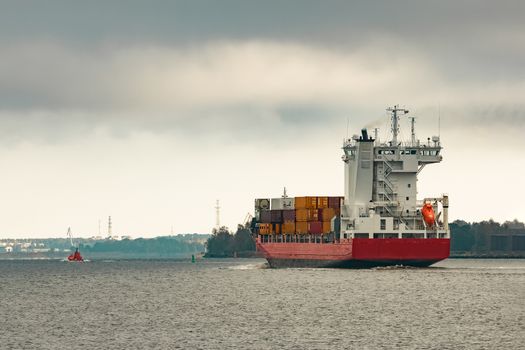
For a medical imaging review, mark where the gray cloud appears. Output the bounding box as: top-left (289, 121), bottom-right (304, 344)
top-left (0, 1), bottom-right (524, 236)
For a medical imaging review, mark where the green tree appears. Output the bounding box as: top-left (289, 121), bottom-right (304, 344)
top-left (205, 226), bottom-right (235, 257)
top-left (233, 225), bottom-right (256, 252)
top-left (450, 220), bottom-right (475, 252)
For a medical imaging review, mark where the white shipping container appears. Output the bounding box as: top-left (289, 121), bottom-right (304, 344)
top-left (271, 198), bottom-right (295, 210)
top-left (255, 198), bottom-right (270, 211)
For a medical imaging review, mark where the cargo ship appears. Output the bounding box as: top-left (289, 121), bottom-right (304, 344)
top-left (253, 106), bottom-right (450, 268)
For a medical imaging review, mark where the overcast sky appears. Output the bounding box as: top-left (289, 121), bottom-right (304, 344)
top-left (1, 1), bottom-right (524, 238)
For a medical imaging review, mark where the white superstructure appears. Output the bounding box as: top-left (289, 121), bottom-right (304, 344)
top-left (340, 105), bottom-right (449, 239)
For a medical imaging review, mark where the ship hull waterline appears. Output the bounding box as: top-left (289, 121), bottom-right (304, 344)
top-left (257, 238), bottom-right (450, 269)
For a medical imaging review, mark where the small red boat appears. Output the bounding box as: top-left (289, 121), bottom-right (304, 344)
top-left (67, 248), bottom-right (84, 262)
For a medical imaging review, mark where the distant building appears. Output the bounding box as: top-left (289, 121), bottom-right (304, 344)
top-left (0, 246), bottom-right (13, 253)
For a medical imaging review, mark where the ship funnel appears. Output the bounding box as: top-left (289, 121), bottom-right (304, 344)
top-left (361, 128), bottom-right (369, 141)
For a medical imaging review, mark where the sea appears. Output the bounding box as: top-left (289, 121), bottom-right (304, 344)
top-left (1, 258), bottom-right (524, 350)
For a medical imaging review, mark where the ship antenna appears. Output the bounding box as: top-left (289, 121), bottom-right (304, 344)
top-left (282, 187), bottom-right (288, 198)
top-left (410, 117), bottom-right (416, 146)
top-left (438, 103), bottom-right (441, 138)
top-left (108, 216), bottom-right (112, 239)
top-left (346, 116), bottom-right (350, 139)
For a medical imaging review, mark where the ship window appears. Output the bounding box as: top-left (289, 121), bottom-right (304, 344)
top-left (344, 233), bottom-right (348, 239)
top-left (380, 219), bottom-right (386, 230)
top-left (406, 197), bottom-right (409, 201)
top-left (408, 184), bottom-right (411, 188)
top-left (411, 150), bottom-right (417, 155)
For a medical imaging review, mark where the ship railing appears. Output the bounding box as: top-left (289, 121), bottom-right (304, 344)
top-left (377, 141), bottom-right (442, 149)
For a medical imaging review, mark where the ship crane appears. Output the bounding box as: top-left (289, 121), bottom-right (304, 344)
top-left (242, 213), bottom-right (254, 229)
top-left (67, 227), bottom-right (74, 247)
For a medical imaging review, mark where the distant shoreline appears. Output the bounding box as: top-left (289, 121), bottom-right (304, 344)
top-left (0, 252), bottom-right (200, 260)
top-left (2, 252), bottom-right (524, 260)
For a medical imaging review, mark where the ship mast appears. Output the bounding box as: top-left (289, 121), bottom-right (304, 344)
top-left (387, 105), bottom-right (409, 145)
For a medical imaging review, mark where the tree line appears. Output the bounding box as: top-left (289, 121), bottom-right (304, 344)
top-left (205, 219), bottom-right (525, 257)
top-left (450, 219), bottom-right (525, 253)
top-left (80, 236), bottom-right (204, 254)
top-left (205, 225), bottom-right (256, 257)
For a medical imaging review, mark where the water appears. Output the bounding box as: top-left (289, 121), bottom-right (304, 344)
top-left (1, 259), bottom-right (524, 349)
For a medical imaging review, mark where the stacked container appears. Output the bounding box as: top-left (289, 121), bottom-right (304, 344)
top-left (257, 195), bottom-right (344, 235)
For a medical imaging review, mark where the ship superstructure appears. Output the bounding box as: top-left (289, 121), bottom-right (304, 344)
top-left (340, 105), bottom-right (449, 240)
top-left (253, 105), bottom-right (450, 268)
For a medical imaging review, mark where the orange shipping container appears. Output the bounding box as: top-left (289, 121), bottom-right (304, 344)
top-left (320, 208), bottom-right (336, 222)
top-left (295, 221), bottom-right (308, 234)
top-left (259, 223), bottom-right (272, 235)
top-left (295, 196), bottom-right (317, 209)
top-left (297, 208), bottom-right (320, 221)
top-left (308, 209), bottom-right (319, 221)
top-left (282, 221), bottom-right (295, 234)
top-left (306, 196), bottom-right (317, 209)
top-left (295, 197), bottom-right (306, 209)
top-left (322, 221), bottom-right (332, 234)
top-left (317, 196), bottom-right (329, 209)
top-left (273, 223), bottom-right (281, 235)
top-left (296, 209), bottom-right (308, 222)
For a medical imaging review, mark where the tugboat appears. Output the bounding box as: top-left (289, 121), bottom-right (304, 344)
top-left (67, 247), bottom-right (84, 262)
top-left (66, 227), bottom-right (84, 262)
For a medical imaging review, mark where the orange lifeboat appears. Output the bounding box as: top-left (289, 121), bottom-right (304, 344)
top-left (421, 203), bottom-right (435, 227)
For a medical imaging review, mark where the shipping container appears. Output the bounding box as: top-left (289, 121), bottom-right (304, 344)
top-left (328, 196), bottom-right (344, 208)
top-left (295, 208), bottom-right (308, 222)
top-left (317, 196), bottom-right (329, 209)
top-left (259, 223), bottom-right (272, 235)
top-left (320, 208), bottom-right (336, 222)
top-left (295, 196), bottom-right (317, 209)
top-left (322, 221), bottom-right (332, 234)
top-left (255, 198), bottom-right (271, 211)
top-left (282, 209), bottom-right (296, 221)
top-left (259, 210), bottom-right (272, 223)
top-left (308, 209), bottom-right (320, 221)
top-left (295, 208), bottom-right (319, 222)
top-left (295, 221), bottom-right (308, 234)
top-left (270, 210), bottom-right (283, 223)
top-left (273, 223), bottom-right (281, 235)
top-left (282, 221), bottom-right (295, 234)
top-left (271, 197), bottom-right (295, 210)
top-left (308, 221), bottom-right (323, 234)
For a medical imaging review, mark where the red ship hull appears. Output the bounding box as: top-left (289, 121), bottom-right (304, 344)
top-left (257, 238), bottom-right (450, 268)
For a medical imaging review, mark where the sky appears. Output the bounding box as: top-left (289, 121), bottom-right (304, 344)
top-left (1, 0), bottom-right (524, 238)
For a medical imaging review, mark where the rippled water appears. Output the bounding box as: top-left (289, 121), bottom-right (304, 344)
top-left (1, 259), bottom-right (524, 349)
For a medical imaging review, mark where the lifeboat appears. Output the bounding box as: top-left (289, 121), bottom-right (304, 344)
top-left (67, 248), bottom-right (84, 262)
top-left (421, 202), bottom-right (436, 228)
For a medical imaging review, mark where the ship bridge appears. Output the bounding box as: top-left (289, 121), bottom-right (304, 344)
top-left (340, 106), bottom-right (449, 240)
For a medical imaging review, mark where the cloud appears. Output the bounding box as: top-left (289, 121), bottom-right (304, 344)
top-left (2, 40), bottom-right (524, 137)
top-left (1, 2), bottom-right (525, 236)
